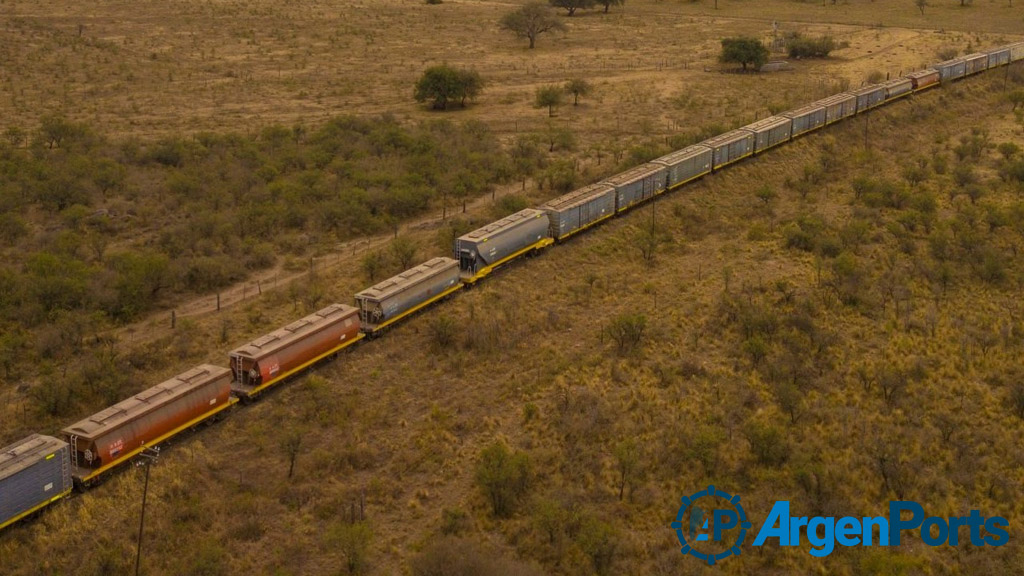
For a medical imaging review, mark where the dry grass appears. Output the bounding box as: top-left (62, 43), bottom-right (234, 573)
top-left (4, 71), bottom-right (1024, 574)
top-left (3, 0), bottom-right (1024, 574)
top-left (1, 0), bottom-right (1019, 144)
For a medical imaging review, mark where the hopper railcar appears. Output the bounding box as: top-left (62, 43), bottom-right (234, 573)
top-left (62, 365), bottom-right (235, 486)
top-left (229, 304), bottom-right (363, 400)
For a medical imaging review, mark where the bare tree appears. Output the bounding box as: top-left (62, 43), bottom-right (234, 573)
top-left (500, 3), bottom-right (566, 49)
top-left (284, 431), bottom-right (303, 480)
top-left (914, 0), bottom-right (927, 14)
top-left (613, 439), bottom-right (640, 500)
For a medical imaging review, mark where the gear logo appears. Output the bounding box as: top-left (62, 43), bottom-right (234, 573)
top-left (671, 485), bottom-right (751, 566)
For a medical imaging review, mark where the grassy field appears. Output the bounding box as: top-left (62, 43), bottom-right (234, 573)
top-left (2, 0), bottom-right (1020, 141)
top-left (2, 0), bottom-right (1024, 574)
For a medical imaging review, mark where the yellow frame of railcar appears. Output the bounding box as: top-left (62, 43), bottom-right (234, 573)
top-left (362, 283), bottom-right (464, 335)
top-left (0, 487), bottom-right (73, 531)
top-left (460, 238), bottom-right (555, 284)
top-left (664, 166), bottom-right (712, 192)
top-left (231, 333), bottom-right (365, 400)
top-left (710, 150), bottom-right (754, 171)
top-left (73, 396), bottom-right (240, 486)
top-left (553, 212), bottom-right (616, 243)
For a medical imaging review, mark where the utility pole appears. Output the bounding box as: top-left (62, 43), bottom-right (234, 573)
top-left (135, 446), bottom-right (160, 576)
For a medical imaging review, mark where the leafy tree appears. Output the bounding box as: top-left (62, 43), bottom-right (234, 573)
top-left (413, 65), bottom-right (484, 110)
top-left (720, 37), bottom-right (769, 71)
top-left (39, 115), bottom-right (87, 149)
top-left (475, 441), bottom-right (531, 518)
top-left (915, 0), bottom-right (927, 14)
top-left (429, 314), bottom-right (458, 349)
top-left (500, 3), bottom-right (566, 49)
top-left (597, 0), bottom-right (624, 13)
top-left (577, 515), bottom-right (617, 575)
top-left (361, 250), bottom-right (386, 282)
top-left (106, 251), bottom-right (171, 320)
top-left (550, 0), bottom-right (595, 16)
top-left (744, 421), bottom-right (789, 467)
top-left (636, 226), bottom-right (662, 266)
top-left (535, 85), bottom-right (564, 117)
top-left (511, 135), bottom-right (546, 188)
top-left (92, 159), bottom-right (126, 196)
top-left (4, 126), bottom-right (25, 147)
top-left (454, 69), bottom-right (483, 107)
top-left (756, 185), bottom-right (777, 206)
top-left (389, 237), bottom-right (417, 270)
top-left (605, 313), bottom-right (646, 354)
top-left (564, 78), bottom-right (592, 106)
top-left (329, 521), bottom-right (373, 574)
top-left (26, 252), bottom-right (94, 316)
top-left (1008, 90), bottom-right (1024, 111)
top-left (543, 123), bottom-right (576, 152)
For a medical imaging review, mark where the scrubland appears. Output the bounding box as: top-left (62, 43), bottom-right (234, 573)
top-left (2, 0), bottom-right (1024, 574)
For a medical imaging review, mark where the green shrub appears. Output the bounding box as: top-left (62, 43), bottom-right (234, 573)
top-left (788, 34), bottom-right (841, 59)
top-left (475, 441), bottom-right (531, 518)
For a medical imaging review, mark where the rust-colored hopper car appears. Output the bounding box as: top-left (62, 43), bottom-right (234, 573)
top-left (229, 303), bottom-right (363, 399)
top-left (61, 365), bottom-right (235, 485)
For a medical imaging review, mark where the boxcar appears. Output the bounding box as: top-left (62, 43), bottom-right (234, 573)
top-left (652, 145), bottom-right (713, 190)
top-left (0, 435), bottom-right (71, 531)
top-left (355, 257), bottom-right (461, 334)
top-left (781, 104), bottom-right (827, 138)
top-left (63, 365), bottom-right (234, 483)
top-left (703, 129), bottom-right (756, 170)
top-left (963, 53), bottom-right (988, 76)
top-left (850, 84), bottom-right (887, 113)
top-left (934, 58), bottom-right (967, 82)
top-left (539, 183), bottom-right (616, 241)
top-left (230, 306), bottom-right (361, 398)
top-left (906, 69), bottom-right (940, 91)
top-left (881, 78), bottom-right (914, 101)
top-left (743, 116), bottom-right (792, 154)
top-left (1011, 42), bottom-right (1024, 62)
top-left (986, 47), bottom-right (1011, 68)
top-left (817, 93), bottom-right (857, 124)
top-left (455, 209), bottom-right (552, 282)
top-left (604, 163), bottom-right (668, 213)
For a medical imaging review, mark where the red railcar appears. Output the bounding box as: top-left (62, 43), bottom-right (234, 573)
top-left (229, 303), bottom-right (362, 399)
top-left (907, 69), bottom-right (940, 92)
top-left (61, 364), bottom-right (234, 484)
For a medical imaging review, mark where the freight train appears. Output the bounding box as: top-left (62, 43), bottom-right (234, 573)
top-left (2, 41), bottom-right (1023, 532)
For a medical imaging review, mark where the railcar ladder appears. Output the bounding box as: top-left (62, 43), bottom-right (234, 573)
top-left (60, 445), bottom-right (70, 485)
top-left (233, 354), bottom-right (245, 387)
top-left (69, 435), bottom-right (78, 470)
